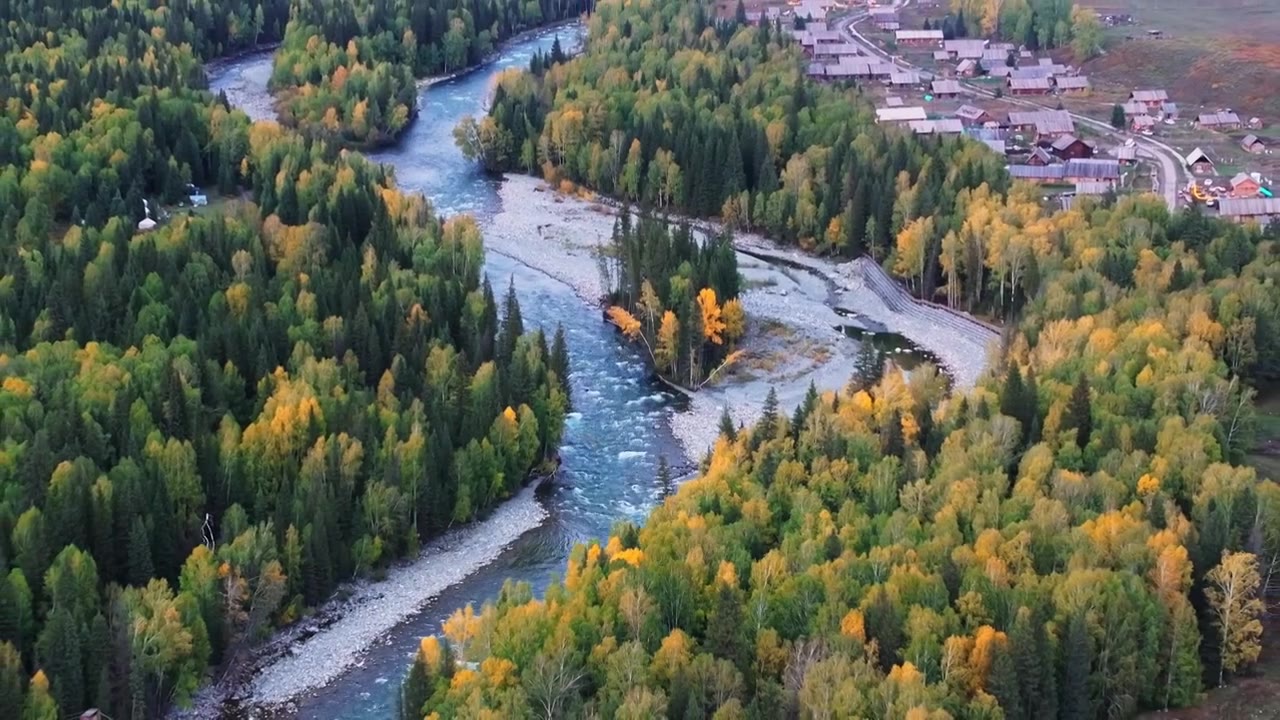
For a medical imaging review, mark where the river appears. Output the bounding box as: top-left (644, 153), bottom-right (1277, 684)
top-left (203, 24), bottom-right (945, 720)
top-left (209, 26), bottom-right (692, 720)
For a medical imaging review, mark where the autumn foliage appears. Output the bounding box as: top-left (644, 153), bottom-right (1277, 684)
top-left (0, 0), bottom-right (577, 715)
top-left (601, 214), bottom-right (745, 388)
top-left (410, 70), bottom-right (1280, 720)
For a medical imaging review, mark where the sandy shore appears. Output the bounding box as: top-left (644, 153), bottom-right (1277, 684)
top-left (484, 176), bottom-right (999, 462)
top-left (233, 482), bottom-right (546, 711)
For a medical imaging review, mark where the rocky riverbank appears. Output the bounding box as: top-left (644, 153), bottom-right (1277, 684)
top-left (206, 50), bottom-right (276, 123)
top-left (250, 482), bottom-right (547, 708)
top-left (176, 481), bottom-right (548, 718)
top-left (483, 175), bottom-right (999, 463)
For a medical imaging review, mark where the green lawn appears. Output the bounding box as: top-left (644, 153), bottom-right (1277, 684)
top-left (1248, 386), bottom-right (1280, 482)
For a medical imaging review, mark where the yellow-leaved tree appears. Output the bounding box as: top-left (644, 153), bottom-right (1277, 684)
top-left (722, 298), bottom-right (746, 345)
top-left (1206, 551), bottom-right (1264, 686)
top-left (697, 288), bottom-right (725, 345)
top-left (638, 279), bottom-right (663, 334)
top-left (655, 311), bottom-right (680, 375)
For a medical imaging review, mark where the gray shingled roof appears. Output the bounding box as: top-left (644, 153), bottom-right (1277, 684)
top-left (1008, 164), bottom-right (1066, 180)
top-left (1217, 197), bottom-right (1280, 217)
top-left (1064, 158), bottom-right (1119, 180)
top-left (1130, 89), bottom-right (1169, 103)
top-left (1198, 111), bottom-right (1242, 127)
top-left (1008, 77), bottom-right (1053, 91)
top-left (931, 80), bottom-right (962, 95)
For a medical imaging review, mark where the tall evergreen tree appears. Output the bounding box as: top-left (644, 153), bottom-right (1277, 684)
top-left (1067, 373), bottom-right (1092, 449)
top-left (399, 657), bottom-right (430, 720)
top-left (0, 575), bottom-right (20, 648)
top-left (1111, 104), bottom-right (1126, 129)
top-left (999, 363), bottom-right (1025, 424)
top-left (550, 324), bottom-right (571, 409)
top-left (718, 407), bottom-right (737, 441)
top-left (35, 608), bottom-right (82, 714)
top-left (706, 583), bottom-right (748, 671)
top-left (852, 340), bottom-right (884, 390)
top-left (863, 588), bottom-right (902, 672)
top-left (790, 381), bottom-right (818, 439)
top-left (656, 455), bottom-right (673, 499)
top-left (1060, 611), bottom-right (1095, 720)
top-left (988, 642), bottom-right (1024, 720)
top-left (1010, 608), bottom-right (1056, 720)
top-left (126, 517), bottom-right (154, 588)
top-left (882, 409), bottom-right (904, 458)
top-left (753, 387), bottom-right (779, 449)
top-left (497, 278), bottom-right (525, 364)
top-left (1023, 367), bottom-right (1040, 443)
top-left (0, 642), bottom-right (22, 719)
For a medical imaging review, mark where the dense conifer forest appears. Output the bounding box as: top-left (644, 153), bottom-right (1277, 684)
top-left (406, 0), bottom-right (1280, 717)
top-left (474, 2), bottom-right (1009, 293)
top-left (0, 0), bottom-right (569, 716)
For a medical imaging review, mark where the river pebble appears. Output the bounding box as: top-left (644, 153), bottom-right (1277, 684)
top-left (483, 176), bottom-right (618, 304)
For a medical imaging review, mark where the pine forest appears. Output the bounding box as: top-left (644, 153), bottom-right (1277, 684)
top-left (2, 0), bottom-right (1280, 717)
top-left (0, 0), bottom-right (570, 717)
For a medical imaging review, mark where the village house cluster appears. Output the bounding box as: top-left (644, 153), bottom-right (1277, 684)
top-left (747, 0), bottom-right (1275, 224)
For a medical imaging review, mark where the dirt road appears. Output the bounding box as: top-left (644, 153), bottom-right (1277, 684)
top-left (836, 0), bottom-right (1186, 210)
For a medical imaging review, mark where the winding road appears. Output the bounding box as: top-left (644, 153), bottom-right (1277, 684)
top-left (835, 0), bottom-right (1187, 210)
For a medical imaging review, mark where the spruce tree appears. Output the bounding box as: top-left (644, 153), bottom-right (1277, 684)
top-left (399, 657), bottom-right (430, 720)
top-left (988, 642), bottom-right (1024, 720)
top-left (718, 407), bottom-right (737, 441)
top-left (1067, 373), bottom-right (1092, 449)
top-left (0, 574), bottom-right (19, 647)
top-left (1010, 608), bottom-right (1056, 719)
top-left (1023, 367), bottom-right (1040, 444)
top-left (791, 381), bottom-right (819, 439)
top-left (754, 387), bottom-right (779, 448)
top-left (706, 584), bottom-right (748, 671)
top-left (882, 409), bottom-right (904, 458)
top-left (917, 404), bottom-right (936, 456)
top-left (852, 340), bottom-right (884, 390)
top-left (497, 278), bottom-right (524, 365)
top-left (36, 607), bottom-right (83, 714)
top-left (999, 364), bottom-right (1025, 425)
top-left (550, 324), bottom-right (572, 410)
top-left (126, 517), bottom-right (154, 588)
top-left (656, 455), bottom-right (673, 499)
top-left (276, 175), bottom-right (299, 224)
top-left (975, 396), bottom-right (991, 420)
top-left (667, 667), bottom-right (692, 719)
top-left (1111, 104), bottom-right (1126, 129)
top-left (0, 641), bottom-right (21, 719)
top-left (84, 614), bottom-right (111, 712)
top-left (864, 588), bottom-right (902, 672)
top-left (1060, 611), bottom-right (1095, 720)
